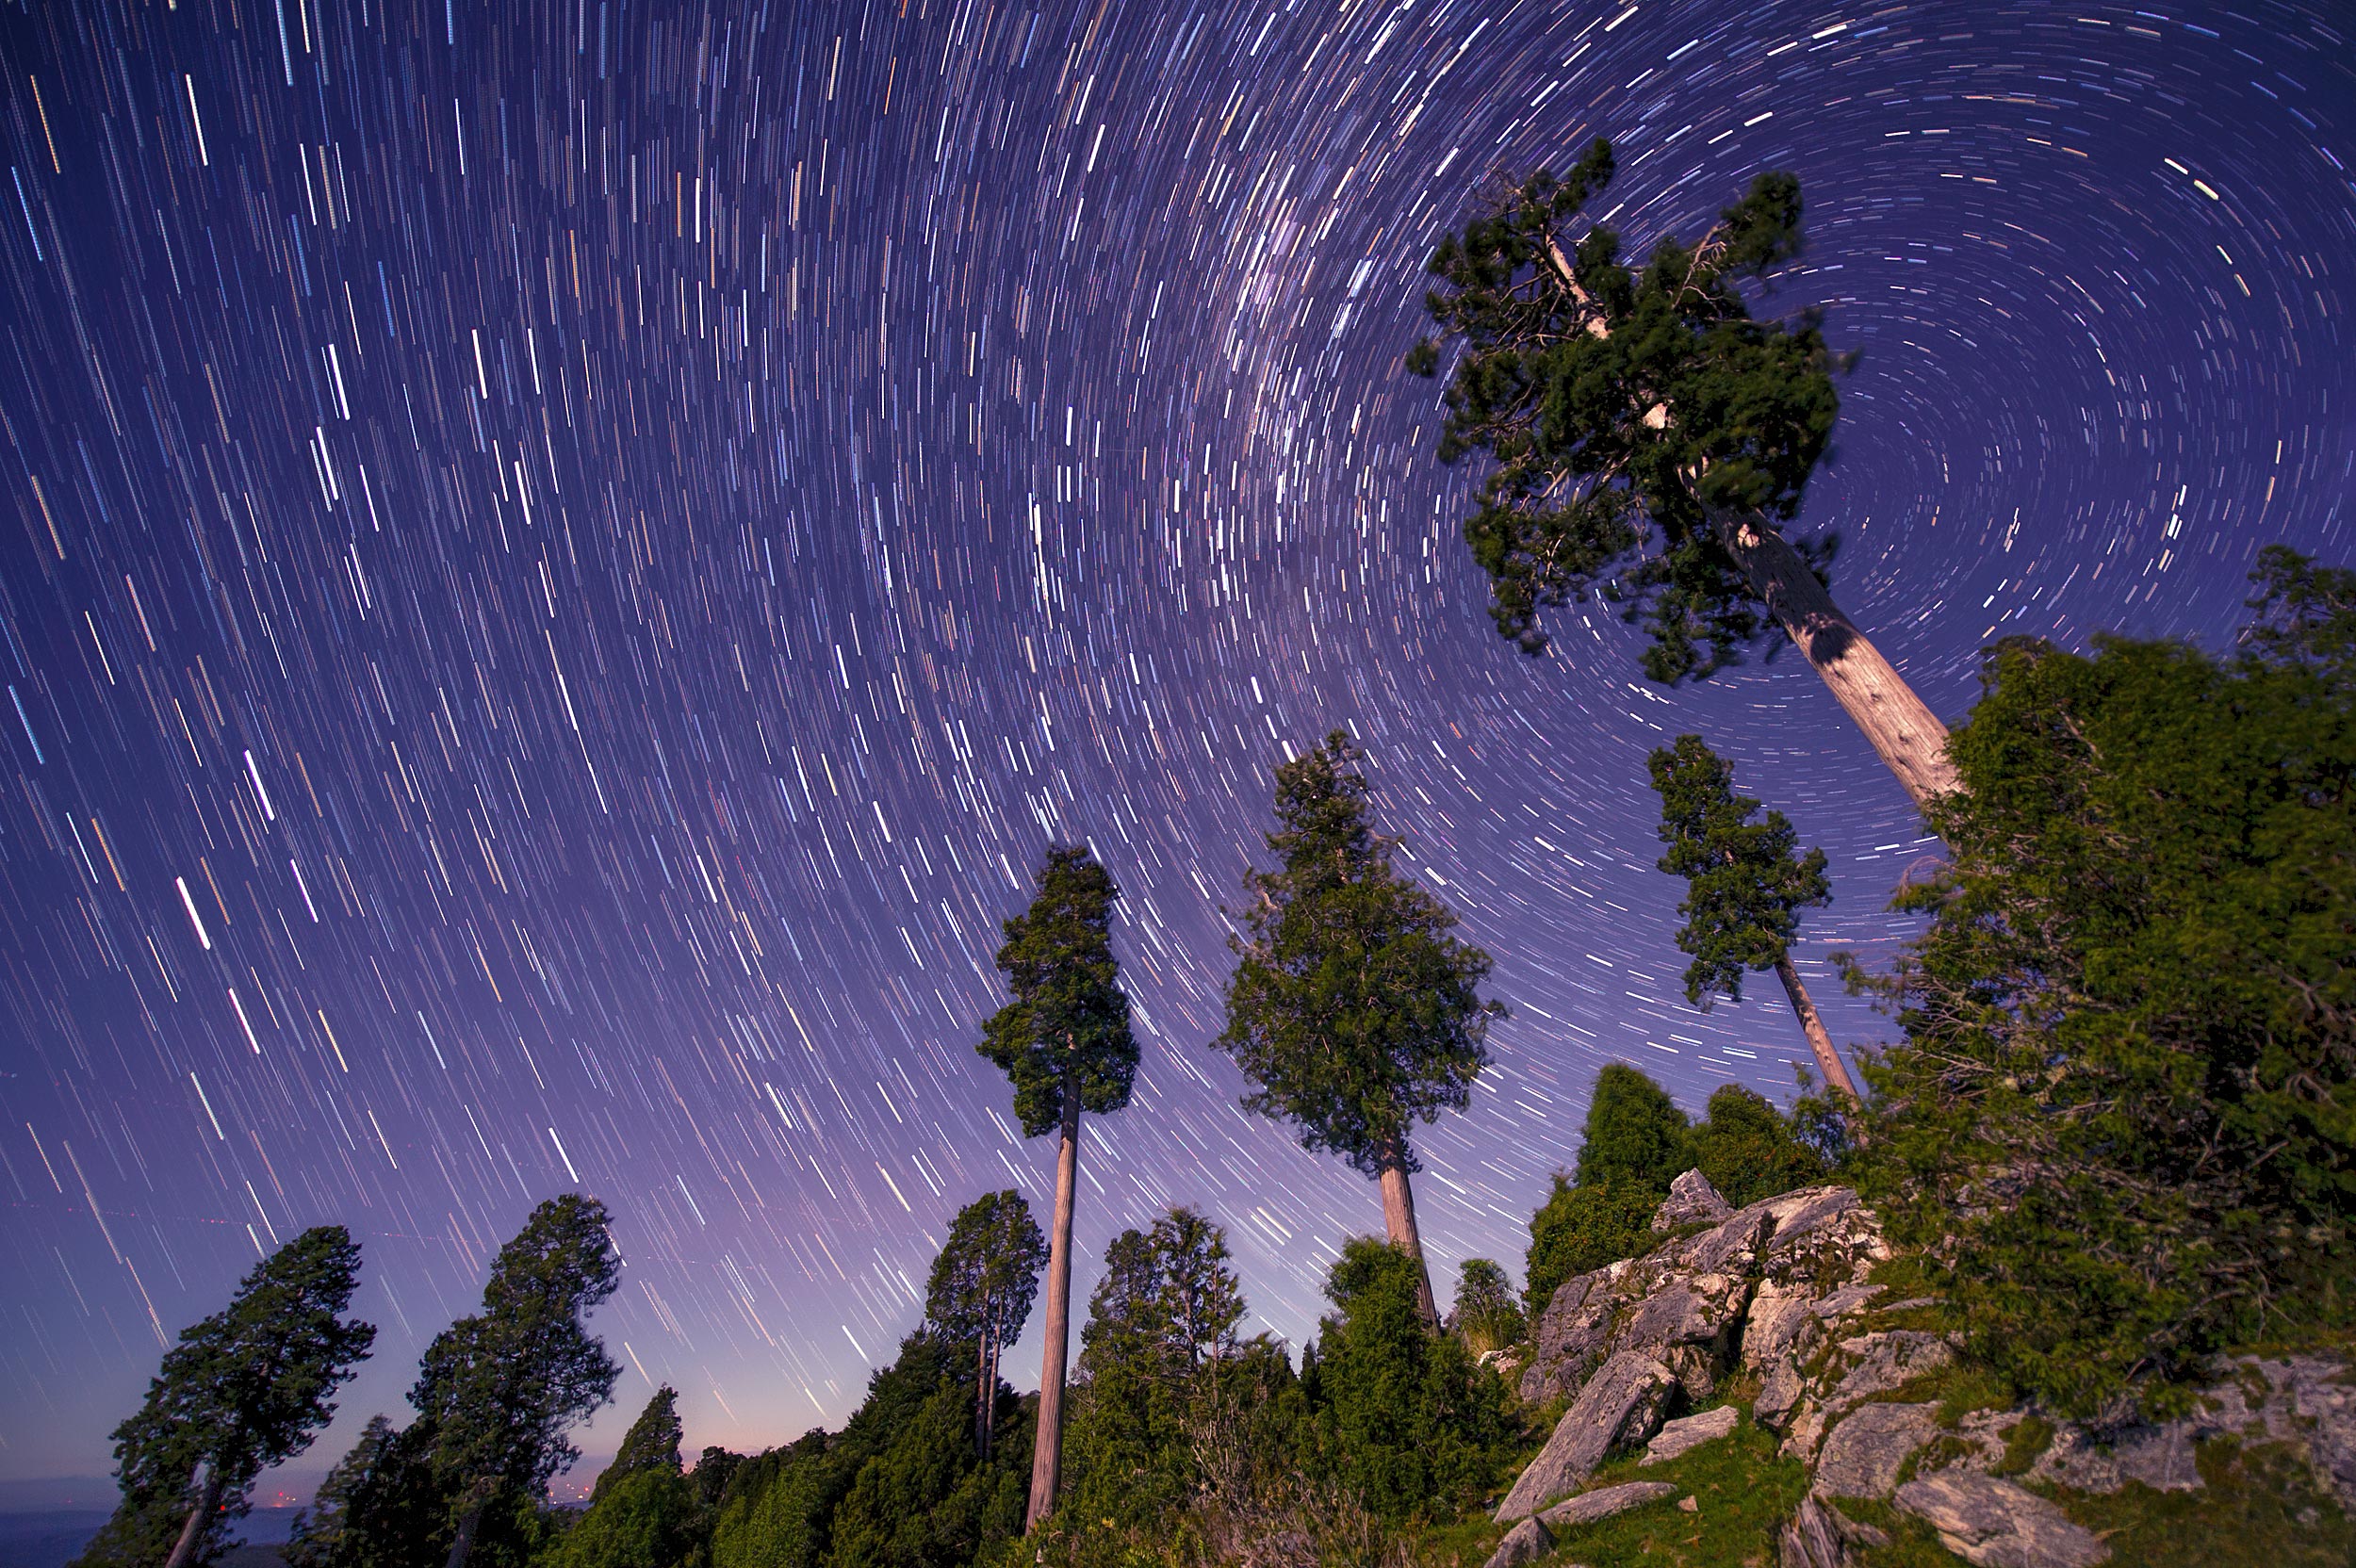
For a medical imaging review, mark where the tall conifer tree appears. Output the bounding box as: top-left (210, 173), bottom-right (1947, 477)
top-left (924, 1190), bottom-right (1047, 1461)
top-left (1215, 732), bottom-right (1502, 1327)
top-left (1647, 733), bottom-right (1858, 1102)
top-left (977, 845), bottom-right (1138, 1529)
top-left (1409, 139), bottom-right (1957, 809)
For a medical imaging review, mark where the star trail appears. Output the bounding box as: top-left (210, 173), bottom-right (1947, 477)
top-left (1, 0), bottom-right (2348, 1479)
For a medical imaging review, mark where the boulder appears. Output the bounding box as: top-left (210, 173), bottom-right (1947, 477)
top-left (1537, 1479), bottom-right (1678, 1528)
top-left (1481, 1516), bottom-right (1551, 1568)
top-left (1755, 1353), bottom-right (1807, 1429)
top-left (1653, 1168), bottom-right (1732, 1230)
top-left (1894, 1472), bottom-right (2109, 1568)
top-left (1520, 1261), bottom-right (1636, 1405)
top-left (1643, 1404), bottom-right (1740, 1466)
top-left (1777, 1495), bottom-right (1887, 1568)
top-left (1812, 1401), bottom-right (1940, 1499)
top-left (1496, 1351), bottom-right (1679, 1520)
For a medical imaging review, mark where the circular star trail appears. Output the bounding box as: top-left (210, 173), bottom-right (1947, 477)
top-left (1, 0), bottom-right (2348, 1478)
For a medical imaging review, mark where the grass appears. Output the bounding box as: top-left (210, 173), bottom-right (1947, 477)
top-left (1407, 1407), bottom-right (1807, 1567)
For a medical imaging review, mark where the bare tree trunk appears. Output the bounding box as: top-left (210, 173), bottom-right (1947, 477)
top-left (1376, 1151), bottom-right (1440, 1330)
top-left (163, 1465), bottom-right (224, 1568)
top-left (1024, 1095), bottom-right (1081, 1530)
top-left (975, 1332), bottom-right (992, 1461)
top-left (1774, 954), bottom-right (1859, 1105)
top-left (1709, 512), bottom-right (1959, 810)
top-left (442, 1488), bottom-right (490, 1568)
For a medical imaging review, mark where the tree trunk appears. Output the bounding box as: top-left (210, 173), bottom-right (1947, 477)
top-left (1376, 1152), bottom-right (1440, 1330)
top-left (1024, 1096), bottom-right (1081, 1530)
top-left (975, 1332), bottom-right (992, 1461)
top-left (1709, 512), bottom-right (1959, 810)
top-left (163, 1465), bottom-right (224, 1568)
top-left (442, 1495), bottom-right (488, 1568)
top-left (1774, 954), bottom-right (1860, 1105)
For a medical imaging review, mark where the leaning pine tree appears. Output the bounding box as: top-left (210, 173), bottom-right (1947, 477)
top-left (977, 845), bottom-right (1139, 1530)
top-left (1409, 139), bottom-right (1958, 810)
top-left (75, 1227), bottom-right (375, 1568)
top-left (1648, 733), bottom-right (1859, 1104)
top-left (1215, 731), bottom-right (1503, 1328)
top-left (924, 1189), bottom-right (1047, 1462)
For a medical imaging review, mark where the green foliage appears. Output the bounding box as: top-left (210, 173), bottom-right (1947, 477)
top-left (1856, 550), bottom-right (2356, 1414)
top-left (1648, 733), bottom-right (1830, 1005)
top-left (1521, 1176), bottom-right (1659, 1319)
top-left (1691, 1084), bottom-right (1826, 1206)
top-left (1447, 1260), bottom-right (1524, 1357)
top-left (924, 1190), bottom-right (1046, 1458)
top-left (707, 1336), bottom-right (1032, 1568)
top-left (556, 1469), bottom-right (699, 1568)
top-left (690, 1449), bottom-right (743, 1511)
top-left (1413, 139), bottom-right (1843, 678)
top-left (1306, 1240), bottom-right (1508, 1521)
top-left (597, 1388), bottom-right (685, 1499)
top-left (77, 1226), bottom-right (375, 1568)
top-left (1215, 732), bottom-right (1503, 1179)
top-left (979, 846), bottom-right (1137, 1137)
top-left (411, 1194), bottom-right (621, 1550)
top-left (285, 1417), bottom-right (448, 1568)
top-left (1572, 1063), bottom-right (1694, 1192)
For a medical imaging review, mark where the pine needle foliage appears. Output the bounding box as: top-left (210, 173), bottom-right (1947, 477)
top-left (1648, 733), bottom-right (1830, 1006)
top-left (1215, 731), bottom-right (1502, 1178)
top-left (977, 846), bottom-right (1137, 1136)
top-left (1409, 139), bottom-right (1844, 679)
top-left (1856, 548), bottom-right (2356, 1415)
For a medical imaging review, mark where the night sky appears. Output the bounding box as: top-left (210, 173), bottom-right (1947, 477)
top-left (1, 0), bottom-right (2349, 1485)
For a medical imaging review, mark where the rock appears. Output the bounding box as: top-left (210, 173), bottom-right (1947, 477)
top-left (1825, 1330), bottom-right (1956, 1409)
top-left (1520, 1202), bottom-right (1772, 1405)
top-left (1497, 1351), bottom-right (1679, 1520)
top-left (1677, 1494), bottom-right (1699, 1511)
top-left (1644, 1404), bottom-right (1740, 1465)
top-left (1812, 1401), bottom-right (1940, 1499)
top-left (1653, 1168), bottom-right (1732, 1230)
top-left (1778, 1496), bottom-right (1888, 1568)
top-left (1481, 1516), bottom-right (1551, 1568)
top-left (1536, 1479), bottom-right (1678, 1528)
top-left (2280, 1353), bottom-right (2356, 1512)
top-left (1755, 1353), bottom-right (1806, 1429)
top-left (1894, 1472), bottom-right (2109, 1568)
top-left (1520, 1261), bottom-right (1636, 1404)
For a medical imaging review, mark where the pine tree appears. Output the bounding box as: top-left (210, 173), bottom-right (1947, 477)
top-left (1409, 139), bottom-right (1957, 808)
top-left (596, 1388), bottom-right (684, 1499)
top-left (284, 1415), bottom-right (443, 1568)
top-left (75, 1226), bottom-right (374, 1568)
top-left (558, 1388), bottom-right (695, 1568)
top-left (1648, 733), bottom-right (1858, 1103)
top-left (1215, 732), bottom-right (1503, 1326)
top-left (410, 1194), bottom-right (621, 1568)
top-left (1448, 1260), bottom-right (1525, 1357)
top-left (1571, 1063), bottom-right (1693, 1193)
top-left (924, 1190), bottom-right (1047, 1461)
top-left (976, 845), bottom-right (1138, 1530)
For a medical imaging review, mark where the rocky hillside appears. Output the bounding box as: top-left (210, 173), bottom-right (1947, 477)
top-left (1475, 1173), bottom-right (2356, 1568)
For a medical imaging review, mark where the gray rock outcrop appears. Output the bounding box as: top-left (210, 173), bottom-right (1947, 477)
top-left (1496, 1350), bottom-right (1679, 1520)
top-left (1811, 1400), bottom-right (1940, 1499)
top-left (1653, 1168), bottom-right (1733, 1229)
top-left (1894, 1471), bottom-right (2109, 1567)
top-left (1537, 1479), bottom-right (1678, 1527)
top-left (1643, 1404), bottom-right (1739, 1466)
top-left (1480, 1516), bottom-right (1551, 1568)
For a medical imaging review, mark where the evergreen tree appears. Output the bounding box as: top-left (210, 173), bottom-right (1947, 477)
top-left (1690, 1084), bottom-right (1826, 1207)
top-left (1521, 1176), bottom-right (1657, 1321)
top-left (557, 1390), bottom-right (695, 1568)
top-left (1308, 1239), bottom-right (1507, 1522)
top-left (1571, 1064), bottom-right (1693, 1192)
top-left (976, 845), bottom-right (1138, 1529)
top-left (1408, 139), bottom-right (1956, 808)
top-left (1858, 551), bottom-right (2356, 1413)
top-left (1447, 1260), bottom-right (1524, 1357)
top-left (924, 1190), bottom-right (1046, 1461)
top-left (1215, 732), bottom-right (1503, 1326)
top-left (284, 1416), bottom-right (444, 1568)
top-left (75, 1226), bottom-right (374, 1568)
top-left (410, 1194), bottom-right (621, 1568)
top-left (689, 1448), bottom-right (743, 1512)
top-left (1648, 733), bottom-right (1858, 1103)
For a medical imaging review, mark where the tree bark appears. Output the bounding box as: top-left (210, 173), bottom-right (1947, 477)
top-left (974, 1332), bottom-right (992, 1461)
top-left (1024, 1095), bottom-right (1081, 1530)
top-left (442, 1494), bottom-right (488, 1568)
top-left (163, 1465), bottom-right (224, 1568)
top-left (1774, 954), bottom-right (1860, 1105)
top-left (1709, 512), bottom-right (1960, 810)
top-left (1376, 1152), bottom-right (1440, 1330)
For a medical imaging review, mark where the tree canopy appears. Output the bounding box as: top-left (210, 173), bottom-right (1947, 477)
top-left (1648, 733), bottom-right (1831, 1006)
top-left (924, 1192), bottom-right (1046, 1358)
top-left (1215, 731), bottom-right (1501, 1180)
top-left (977, 845), bottom-right (1137, 1136)
top-left (1571, 1063), bottom-right (1693, 1193)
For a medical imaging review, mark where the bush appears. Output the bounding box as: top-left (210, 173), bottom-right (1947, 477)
top-left (1522, 1177), bottom-right (1659, 1318)
top-left (1307, 1239), bottom-right (1508, 1520)
top-left (1692, 1084), bottom-right (1826, 1206)
top-left (1571, 1064), bottom-right (1694, 1192)
top-left (1448, 1260), bottom-right (1525, 1356)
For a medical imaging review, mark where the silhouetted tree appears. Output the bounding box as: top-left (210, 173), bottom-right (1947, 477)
top-left (1215, 732), bottom-right (1503, 1326)
top-left (76, 1226), bottom-right (374, 1568)
top-left (1409, 139), bottom-right (1956, 808)
top-left (411, 1194), bottom-right (620, 1568)
top-left (558, 1389), bottom-right (695, 1568)
top-left (976, 845), bottom-right (1138, 1529)
top-left (924, 1190), bottom-right (1046, 1460)
top-left (1649, 732), bottom-right (1857, 1102)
